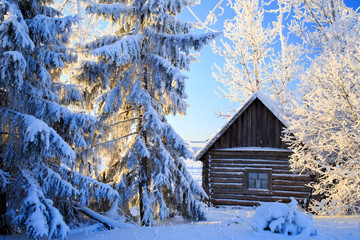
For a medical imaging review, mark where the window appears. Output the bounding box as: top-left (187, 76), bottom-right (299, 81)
top-left (245, 169), bottom-right (272, 191)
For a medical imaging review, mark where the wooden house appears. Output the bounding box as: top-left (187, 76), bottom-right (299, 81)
top-left (195, 92), bottom-right (312, 207)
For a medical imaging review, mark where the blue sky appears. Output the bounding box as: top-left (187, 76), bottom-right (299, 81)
top-left (168, 0), bottom-right (360, 144)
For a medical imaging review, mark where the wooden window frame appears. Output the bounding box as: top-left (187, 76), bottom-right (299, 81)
top-left (244, 168), bottom-right (272, 193)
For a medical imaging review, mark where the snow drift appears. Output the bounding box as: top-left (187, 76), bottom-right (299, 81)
top-left (251, 197), bottom-right (317, 236)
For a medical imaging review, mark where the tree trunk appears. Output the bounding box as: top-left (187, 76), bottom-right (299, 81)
top-left (0, 192), bottom-right (10, 235)
top-left (0, 153), bottom-right (9, 234)
top-left (139, 176), bottom-right (145, 225)
top-left (139, 154), bottom-right (150, 226)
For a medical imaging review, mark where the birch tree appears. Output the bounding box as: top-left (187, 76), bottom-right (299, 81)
top-left (284, 0), bottom-right (360, 215)
top-left (212, 0), bottom-right (302, 105)
top-left (284, 45), bottom-right (360, 215)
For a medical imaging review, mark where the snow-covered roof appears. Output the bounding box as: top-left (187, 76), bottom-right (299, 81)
top-left (195, 91), bottom-right (288, 160)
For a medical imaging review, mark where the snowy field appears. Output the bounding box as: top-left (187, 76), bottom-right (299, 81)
top-left (3, 206), bottom-right (359, 240)
top-left (65, 207), bottom-right (360, 240)
top-left (1, 160), bottom-right (359, 240)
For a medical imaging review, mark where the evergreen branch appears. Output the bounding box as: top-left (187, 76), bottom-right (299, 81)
top-left (94, 131), bottom-right (139, 148)
top-left (78, 131), bottom-right (139, 155)
top-left (74, 203), bottom-right (127, 229)
top-left (48, 163), bottom-right (119, 204)
top-left (110, 117), bottom-right (141, 127)
top-left (100, 108), bottom-right (138, 119)
top-left (0, 131), bottom-right (20, 136)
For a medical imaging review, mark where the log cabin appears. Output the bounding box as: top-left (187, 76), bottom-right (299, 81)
top-left (195, 91), bottom-right (312, 207)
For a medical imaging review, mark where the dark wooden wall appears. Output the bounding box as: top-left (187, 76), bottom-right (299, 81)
top-left (212, 99), bottom-right (287, 149)
top-left (206, 150), bottom-right (311, 206)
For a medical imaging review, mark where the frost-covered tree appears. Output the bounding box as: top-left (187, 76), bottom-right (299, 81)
top-left (283, 0), bottom-right (360, 215)
top-left (79, 0), bottom-right (219, 226)
top-left (284, 46), bottom-right (360, 215)
top-left (0, 0), bottom-right (119, 238)
top-left (211, 0), bottom-right (302, 105)
top-left (285, 0), bottom-right (353, 52)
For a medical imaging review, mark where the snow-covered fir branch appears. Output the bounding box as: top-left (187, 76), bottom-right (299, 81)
top-left (0, 0), bottom-right (119, 238)
top-left (0, 108), bottom-right (76, 166)
top-left (12, 170), bottom-right (70, 240)
top-left (91, 34), bottom-right (143, 66)
top-left (50, 164), bottom-right (119, 205)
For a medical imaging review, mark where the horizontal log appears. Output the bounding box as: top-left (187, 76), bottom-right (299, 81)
top-left (272, 179), bottom-right (310, 186)
top-left (211, 199), bottom-right (260, 206)
top-left (211, 188), bottom-right (271, 195)
top-left (211, 177), bottom-right (243, 183)
top-left (211, 193), bottom-right (309, 202)
top-left (210, 156), bottom-right (290, 161)
top-left (273, 190), bottom-right (310, 198)
top-left (210, 169), bottom-right (293, 176)
top-left (211, 185), bottom-right (310, 196)
top-left (272, 174), bottom-right (311, 181)
top-left (210, 150), bottom-right (291, 159)
top-left (270, 169), bottom-right (294, 174)
top-left (210, 149), bottom-right (291, 155)
top-left (211, 159), bottom-right (289, 166)
top-left (211, 197), bottom-right (307, 206)
top-left (210, 172), bottom-right (244, 178)
top-left (272, 185), bottom-right (310, 192)
top-left (210, 172), bottom-right (310, 181)
top-left (211, 183), bottom-right (244, 189)
top-left (211, 165), bottom-right (291, 172)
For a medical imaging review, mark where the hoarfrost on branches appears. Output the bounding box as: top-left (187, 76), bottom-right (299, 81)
top-left (283, 0), bottom-right (360, 215)
top-left (211, 0), bottom-right (302, 106)
top-left (284, 43), bottom-right (360, 215)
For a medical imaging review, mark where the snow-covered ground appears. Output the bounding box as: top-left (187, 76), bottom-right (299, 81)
top-left (50, 206), bottom-right (350, 240)
top-left (1, 160), bottom-right (359, 240)
top-left (2, 206), bottom-right (359, 240)
top-left (68, 207), bottom-right (360, 240)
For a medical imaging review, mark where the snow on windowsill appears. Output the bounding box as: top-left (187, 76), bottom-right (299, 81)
top-left (247, 188), bottom-right (271, 192)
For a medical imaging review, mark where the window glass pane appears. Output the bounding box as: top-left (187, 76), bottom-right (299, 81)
top-left (262, 179), bottom-right (268, 189)
top-left (249, 172), bottom-right (257, 180)
top-left (255, 179), bottom-right (261, 188)
top-left (247, 171), bottom-right (270, 190)
top-left (249, 180), bottom-right (255, 188)
top-left (259, 173), bottom-right (268, 180)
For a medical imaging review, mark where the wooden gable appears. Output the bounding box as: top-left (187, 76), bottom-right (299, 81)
top-left (212, 98), bottom-right (287, 150)
top-left (196, 91), bottom-right (289, 161)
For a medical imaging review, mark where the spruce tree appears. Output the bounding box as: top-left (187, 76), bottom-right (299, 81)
top-left (0, 0), bottom-right (118, 238)
top-left (79, 0), bottom-right (219, 225)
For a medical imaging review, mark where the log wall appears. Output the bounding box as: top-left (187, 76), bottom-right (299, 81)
top-left (205, 150), bottom-right (311, 206)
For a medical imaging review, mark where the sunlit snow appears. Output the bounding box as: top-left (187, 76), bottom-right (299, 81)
top-left (4, 160), bottom-right (360, 240)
